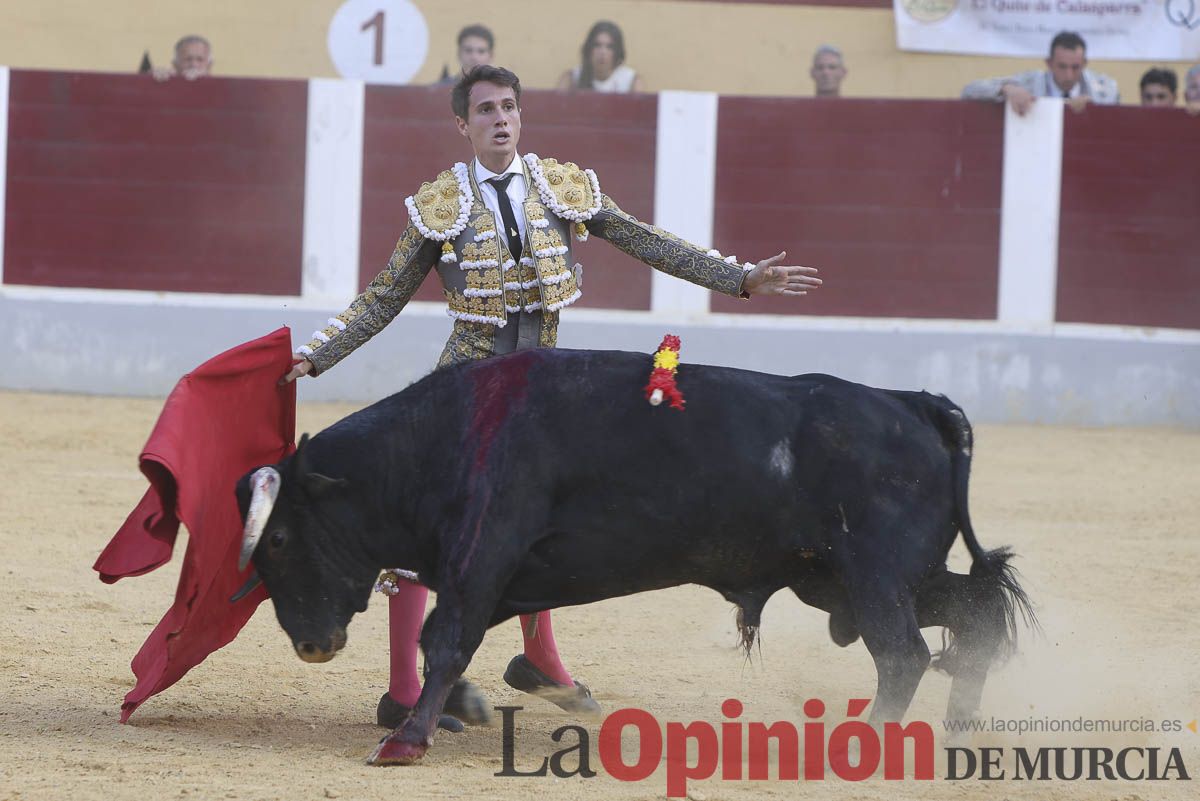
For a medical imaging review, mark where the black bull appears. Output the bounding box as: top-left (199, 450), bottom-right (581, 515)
top-left (236, 347), bottom-right (1034, 765)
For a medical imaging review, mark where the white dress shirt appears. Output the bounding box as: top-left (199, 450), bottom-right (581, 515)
top-left (472, 155), bottom-right (528, 246)
top-left (1043, 72), bottom-right (1080, 99)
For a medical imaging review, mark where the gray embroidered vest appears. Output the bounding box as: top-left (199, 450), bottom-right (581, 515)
top-left (407, 154), bottom-right (598, 328)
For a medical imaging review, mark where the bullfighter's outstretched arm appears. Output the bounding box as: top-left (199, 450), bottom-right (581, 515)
top-left (584, 195), bottom-right (820, 298)
top-left (297, 224), bottom-right (440, 377)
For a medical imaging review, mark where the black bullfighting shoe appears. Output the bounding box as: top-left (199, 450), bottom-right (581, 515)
top-left (372, 681), bottom-right (489, 729)
top-left (377, 680), bottom-right (492, 732)
top-left (503, 655), bottom-right (602, 717)
top-left (377, 691), bottom-right (464, 732)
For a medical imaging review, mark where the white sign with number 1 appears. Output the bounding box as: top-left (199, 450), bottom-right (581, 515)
top-left (328, 0), bottom-right (429, 84)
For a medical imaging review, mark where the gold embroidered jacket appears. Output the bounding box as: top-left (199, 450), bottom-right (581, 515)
top-left (300, 154), bottom-right (751, 375)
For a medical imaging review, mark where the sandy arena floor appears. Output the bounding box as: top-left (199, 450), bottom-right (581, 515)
top-left (0, 390), bottom-right (1197, 801)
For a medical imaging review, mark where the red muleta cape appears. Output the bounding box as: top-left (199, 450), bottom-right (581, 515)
top-left (94, 327), bottom-right (296, 721)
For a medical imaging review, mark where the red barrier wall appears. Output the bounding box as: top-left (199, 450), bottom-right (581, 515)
top-left (359, 85), bottom-right (459, 303)
top-left (5, 71), bottom-right (1195, 333)
top-left (4, 71), bottom-right (307, 294)
top-left (1057, 107), bottom-right (1200, 330)
top-left (710, 98), bottom-right (1003, 318)
top-left (360, 87), bottom-right (658, 310)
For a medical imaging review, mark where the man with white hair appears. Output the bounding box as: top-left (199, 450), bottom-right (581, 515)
top-left (152, 35), bottom-right (213, 82)
top-left (1186, 64), bottom-right (1200, 115)
top-left (811, 45), bottom-right (847, 98)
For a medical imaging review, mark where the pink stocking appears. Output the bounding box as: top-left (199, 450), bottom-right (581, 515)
top-left (519, 611), bottom-right (573, 686)
top-left (387, 581), bottom-right (428, 707)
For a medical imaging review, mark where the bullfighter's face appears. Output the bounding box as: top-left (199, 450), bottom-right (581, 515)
top-left (456, 81), bottom-right (521, 175)
top-left (236, 461), bottom-right (374, 663)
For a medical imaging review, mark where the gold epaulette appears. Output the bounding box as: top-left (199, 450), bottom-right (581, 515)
top-left (405, 162), bottom-right (472, 241)
top-left (523, 154), bottom-right (602, 222)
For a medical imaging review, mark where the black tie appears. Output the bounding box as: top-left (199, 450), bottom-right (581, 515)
top-left (488, 174), bottom-right (522, 262)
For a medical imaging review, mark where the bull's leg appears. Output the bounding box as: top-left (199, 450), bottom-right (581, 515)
top-left (369, 599), bottom-right (492, 765)
top-left (848, 582), bottom-right (930, 726)
top-left (916, 568), bottom-right (1003, 725)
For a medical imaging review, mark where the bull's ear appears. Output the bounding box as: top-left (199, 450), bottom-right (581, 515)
top-left (292, 433), bottom-right (311, 470)
top-left (286, 433), bottom-right (312, 484)
top-left (303, 472), bottom-right (350, 497)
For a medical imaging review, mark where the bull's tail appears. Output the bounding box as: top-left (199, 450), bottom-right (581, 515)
top-left (927, 397), bottom-right (1038, 673)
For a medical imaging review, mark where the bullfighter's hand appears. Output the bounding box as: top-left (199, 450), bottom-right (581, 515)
top-left (280, 355), bottom-right (313, 385)
top-left (742, 251), bottom-right (822, 297)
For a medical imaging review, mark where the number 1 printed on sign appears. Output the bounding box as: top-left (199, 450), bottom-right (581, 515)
top-left (327, 0), bottom-right (428, 84)
top-left (361, 10), bottom-right (384, 66)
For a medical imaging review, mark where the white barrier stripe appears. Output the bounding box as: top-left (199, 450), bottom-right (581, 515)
top-left (651, 90), bottom-right (718, 316)
top-left (997, 99), bottom-right (1063, 326)
top-left (302, 78), bottom-right (365, 302)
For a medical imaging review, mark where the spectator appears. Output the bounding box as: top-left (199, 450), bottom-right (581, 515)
top-left (152, 35), bottom-right (213, 82)
top-left (436, 24), bottom-right (494, 85)
top-left (1186, 64), bottom-right (1200, 115)
top-left (961, 31), bottom-right (1118, 116)
top-left (810, 45), bottom-right (847, 98)
top-left (1139, 68), bottom-right (1177, 107)
top-left (557, 21), bottom-right (644, 93)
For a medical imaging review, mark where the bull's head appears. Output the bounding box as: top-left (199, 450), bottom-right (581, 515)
top-left (234, 434), bottom-right (376, 664)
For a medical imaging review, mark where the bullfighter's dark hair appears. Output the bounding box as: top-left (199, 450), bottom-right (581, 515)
top-left (451, 65), bottom-right (521, 119)
top-left (1049, 31), bottom-right (1086, 56)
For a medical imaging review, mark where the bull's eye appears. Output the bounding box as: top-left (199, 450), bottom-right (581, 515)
top-left (269, 530), bottom-right (287, 549)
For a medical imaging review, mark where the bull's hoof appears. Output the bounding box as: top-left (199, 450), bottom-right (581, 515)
top-left (503, 655), bottom-right (602, 718)
top-left (444, 677), bottom-right (493, 726)
top-left (376, 692), bottom-right (464, 733)
top-left (368, 736), bottom-right (428, 766)
top-left (829, 610), bottom-right (859, 647)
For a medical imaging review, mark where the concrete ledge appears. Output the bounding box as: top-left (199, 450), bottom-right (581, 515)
top-left (4, 290), bottom-right (1197, 427)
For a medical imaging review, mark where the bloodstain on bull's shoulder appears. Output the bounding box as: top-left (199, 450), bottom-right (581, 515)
top-left (452, 351), bottom-right (544, 578)
top-left (465, 350), bottom-right (541, 473)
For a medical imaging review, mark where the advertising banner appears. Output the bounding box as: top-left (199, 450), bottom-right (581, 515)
top-left (895, 0), bottom-right (1200, 59)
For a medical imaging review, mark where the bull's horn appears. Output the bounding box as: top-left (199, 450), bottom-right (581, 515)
top-left (238, 467), bottom-right (281, 571)
top-left (229, 572), bottom-right (262, 603)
